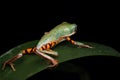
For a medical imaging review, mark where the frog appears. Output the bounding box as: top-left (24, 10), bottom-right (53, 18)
top-left (2, 22), bottom-right (92, 71)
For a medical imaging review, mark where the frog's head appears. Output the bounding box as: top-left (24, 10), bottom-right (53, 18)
top-left (60, 22), bottom-right (77, 34)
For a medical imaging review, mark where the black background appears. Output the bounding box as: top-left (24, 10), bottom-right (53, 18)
top-left (0, 1), bottom-right (120, 80)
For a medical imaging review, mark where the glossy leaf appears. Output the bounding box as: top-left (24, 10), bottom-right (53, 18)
top-left (0, 40), bottom-right (120, 80)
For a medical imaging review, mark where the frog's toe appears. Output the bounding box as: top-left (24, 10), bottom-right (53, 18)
top-left (48, 59), bottom-right (58, 68)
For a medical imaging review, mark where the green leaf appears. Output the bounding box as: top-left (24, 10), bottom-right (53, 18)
top-left (0, 40), bottom-right (120, 80)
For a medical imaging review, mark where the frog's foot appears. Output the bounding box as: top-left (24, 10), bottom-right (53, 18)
top-left (48, 59), bottom-right (58, 68)
top-left (2, 53), bottom-right (23, 71)
top-left (2, 62), bottom-right (16, 71)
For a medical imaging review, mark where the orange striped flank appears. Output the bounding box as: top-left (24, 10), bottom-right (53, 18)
top-left (39, 41), bottom-right (57, 51)
top-left (22, 47), bottom-right (35, 54)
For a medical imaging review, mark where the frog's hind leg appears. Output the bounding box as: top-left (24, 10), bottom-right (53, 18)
top-left (2, 53), bottom-right (23, 71)
top-left (34, 48), bottom-right (58, 67)
top-left (66, 37), bottom-right (93, 48)
top-left (2, 47), bottom-right (35, 71)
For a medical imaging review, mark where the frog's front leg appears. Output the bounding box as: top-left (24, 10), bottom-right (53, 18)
top-left (34, 48), bottom-right (58, 67)
top-left (66, 37), bottom-right (93, 48)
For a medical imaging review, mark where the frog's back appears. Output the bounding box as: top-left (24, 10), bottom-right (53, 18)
top-left (36, 23), bottom-right (64, 49)
top-left (36, 22), bottom-right (76, 49)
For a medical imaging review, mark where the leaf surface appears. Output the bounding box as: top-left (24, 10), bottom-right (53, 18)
top-left (0, 40), bottom-right (120, 80)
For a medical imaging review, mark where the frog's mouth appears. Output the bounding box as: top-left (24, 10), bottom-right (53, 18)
top-left (70, 24), bottom-right (77, 34)
top-left (72, 24), bottom-right (77, 32)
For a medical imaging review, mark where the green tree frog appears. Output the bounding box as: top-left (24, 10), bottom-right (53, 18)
top-left (2, 22), bottom-right (92, 71)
